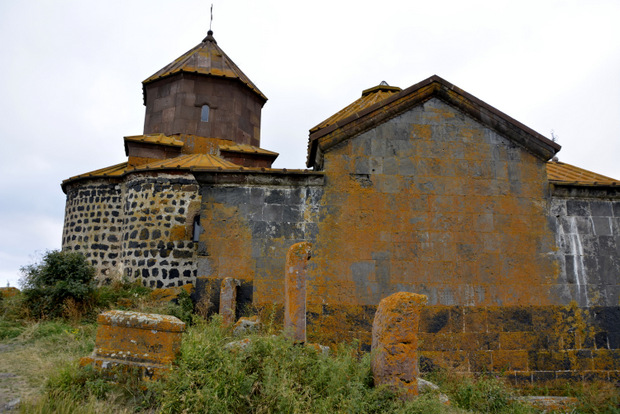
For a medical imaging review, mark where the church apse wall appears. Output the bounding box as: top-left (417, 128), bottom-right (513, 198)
top-left (121, 173), bottom-right (200, 288)
top-left (62, 180), bottom-right (124, 281)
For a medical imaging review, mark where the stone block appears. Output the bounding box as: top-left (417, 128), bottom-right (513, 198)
top-left (80, 310), bottom-right (185, 380)
top-left (284, 242), bottom-right (312, 342)
top-left (220, 277), bottom-right (241, 326)
top-left (371, 292), bottom-right (427, 399)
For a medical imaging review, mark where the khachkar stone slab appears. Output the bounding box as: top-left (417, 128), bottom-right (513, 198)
top-left (371, 292), bottom-right (427, 399)
top-left (220, 277), bottom-right (241, 326)
top-left (80, 310), bottom-right (185, 380)
top-left (284, 242), bottom-right (312, 342)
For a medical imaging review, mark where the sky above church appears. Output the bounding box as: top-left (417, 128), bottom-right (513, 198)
top-left (1, 0), bottom-right (619, 288)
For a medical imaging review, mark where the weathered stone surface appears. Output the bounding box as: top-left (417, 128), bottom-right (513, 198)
top-left (233, 315), bottom-right (261, 336)
top-left (284, 242), bottom-right (312, 342)
top-left (220, 277), bottom-right (241, 325)
top-left (80, 310), bottom-right (185, 380)
top-left (372, 292), bottom-right (427, 399)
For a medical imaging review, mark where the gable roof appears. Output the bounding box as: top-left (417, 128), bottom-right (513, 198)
top-left (307, 75), bottom-right (561, 168)
top-left (142, 30), bottom-right (267, 102)
top-left (547, 160), bottom-right (619, 186)
top-left (310, 83), bottom-right (402, 133)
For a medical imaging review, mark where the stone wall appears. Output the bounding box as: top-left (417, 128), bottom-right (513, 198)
top-left (143, 75), bottom-right (264, 147)
top-left (418, 305), bottom-right (619, 384)
top-left (62, 180), bottom-right (124, 282)
top-left (62, 172), bottom-right (201, 287)
top-left (550, 186), bottom-right (620, 307)
top-left (121, 173), bottom-right (200, 287)
top-left (194, 171), bottom-right (323, 303)
top-left (309, 98), bottom-right (558, 306)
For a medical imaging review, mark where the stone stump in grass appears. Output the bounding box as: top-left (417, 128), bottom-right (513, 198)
top-left (284, 242), bottom-right (312, 342)
top-left (371, 292), bottom-right (427, 399)
top-left (220, 277), bottom-right (241, 326)
top-left (80, 310), bottom-right (185, 380)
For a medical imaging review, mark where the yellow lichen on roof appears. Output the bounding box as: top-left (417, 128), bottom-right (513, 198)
top-left (124, 134), bottom-right (184, 147)
top-left (547, 161), bottom-right (619, 186)
top-left (310, 83), bottom-right (402, 133)
top-left (131, 154), bottom-right (239, 171)
top-left (143, 31), bottom-right (267, 101)
top-left (63, 162), bottom-right (128, 184)
top-left (219, 143), bottom-right (279, 156)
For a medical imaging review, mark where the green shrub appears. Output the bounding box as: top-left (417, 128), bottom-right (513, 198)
top-left (94, 280), bottom-right (151, 309)
top-left (155, 316), bottom-right (453, 413)
top-left (165, 289), bottom-right (195, 325)
top-left (20, 250), bottom-right (96, 319)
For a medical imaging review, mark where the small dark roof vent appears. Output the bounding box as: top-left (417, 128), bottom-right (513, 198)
top-left (380, 80), bottom-right (389, 86)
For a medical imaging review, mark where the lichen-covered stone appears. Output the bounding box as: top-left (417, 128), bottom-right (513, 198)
top-left (284, 242), bottom-right (312, 342)
top-left (0, 287), bottom-right (19, 299)
top-left (220, 277), bottom-right (241, 325)
top-left (372, 292), bottom-right (427, 399)
top-left (233, 315), bottom-right (261, 336)
top-left (80, 310), bottom-right (185, 380)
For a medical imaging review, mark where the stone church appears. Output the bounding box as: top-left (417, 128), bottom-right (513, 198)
top-left (62, 31), bottom-right (619, 382)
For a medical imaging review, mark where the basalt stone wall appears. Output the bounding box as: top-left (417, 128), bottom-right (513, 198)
top-left (309, 98), bottom-right (558, 307)
top-left (301, 303), bottom-right (619, 384)
top-left (549, 186), bottom-right (620, 307)
top-left (62, 180), bottom-right (124, 281)
top-left (194, 171), bottom-right (324, 304)
top-left (122, 173), bottom-right (201, 288)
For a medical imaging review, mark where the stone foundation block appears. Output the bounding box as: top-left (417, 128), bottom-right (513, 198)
top-left (80, 310), bottom-right (185, 380)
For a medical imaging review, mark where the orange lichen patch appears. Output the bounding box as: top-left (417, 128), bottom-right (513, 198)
top-left (176, 135), bottom-right (235, 156)
top-left (547, 160), bottom-right (619, 185)
top-left (284, 242), bottom-right (312, 342)
top-left (150, 284), bottom-right (194, 303)
top-left (143, 32), bottom-right (267, 101)
top-left (200, 203), bottom-right (254, 284)
top-left (371, 292), bottom-right (427, 399)
top-left (0, 287), bottom-right (19, 298)
top-left (80, 310), bottom-right (185, 380)
top-left (169, 225), bottom-right (187, 241)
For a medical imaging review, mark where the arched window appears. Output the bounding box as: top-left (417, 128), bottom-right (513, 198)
top-left (201, 105), bottom-right (210, 122)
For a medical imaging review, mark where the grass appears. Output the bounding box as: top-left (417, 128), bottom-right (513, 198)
top-left (1, 286), bottom-right (619, 413)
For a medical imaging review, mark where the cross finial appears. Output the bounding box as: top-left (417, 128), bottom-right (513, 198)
top-left (203, 4), bottom-right (216, 42)
top-left (209, 4), bottom-right (213, 32)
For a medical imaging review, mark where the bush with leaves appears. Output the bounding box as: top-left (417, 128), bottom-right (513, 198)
top-left (20, 250), bottom-right (96, 319)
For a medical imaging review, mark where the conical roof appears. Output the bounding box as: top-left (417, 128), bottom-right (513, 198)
top-left (143, 30), bottom-right (267, 101)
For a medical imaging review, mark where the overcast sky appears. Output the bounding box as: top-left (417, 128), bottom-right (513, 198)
top-left (1, 0), bottom-right (619, 288)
